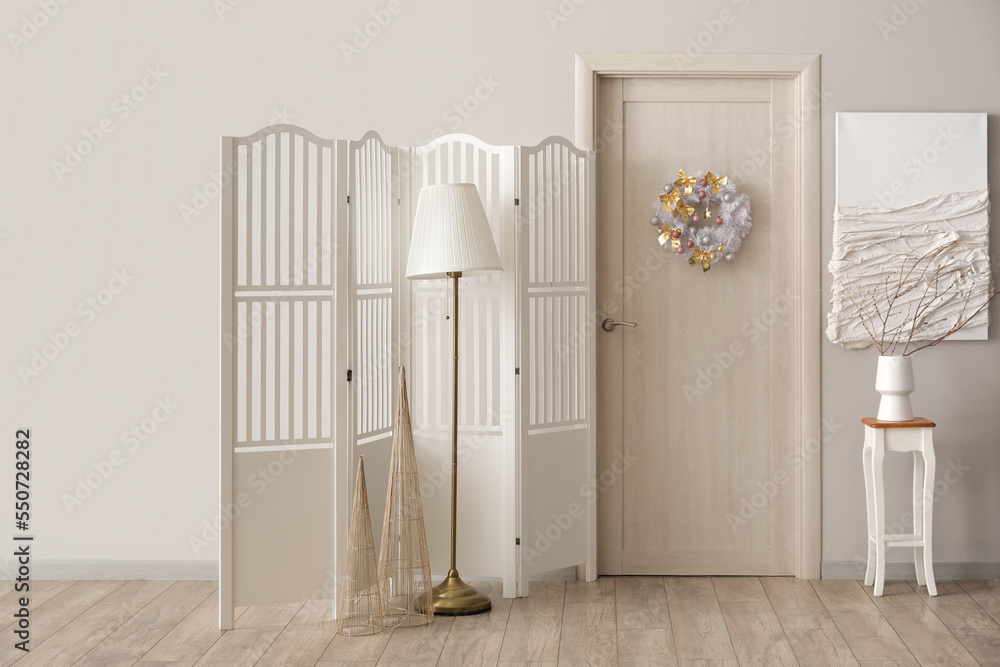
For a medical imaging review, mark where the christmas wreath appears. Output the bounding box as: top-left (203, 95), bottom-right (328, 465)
top-left (650, 170), bottom-right (752, 272)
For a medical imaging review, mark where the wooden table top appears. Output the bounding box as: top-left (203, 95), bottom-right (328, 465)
top-left (862, 417), bottom-right (935, 428)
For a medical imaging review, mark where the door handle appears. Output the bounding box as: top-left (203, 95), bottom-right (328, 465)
top-left (602, 318), bottom-right (637, 332)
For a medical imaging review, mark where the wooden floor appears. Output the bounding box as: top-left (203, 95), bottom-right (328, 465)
top-left (3, 577), bottom-right (1000, 666)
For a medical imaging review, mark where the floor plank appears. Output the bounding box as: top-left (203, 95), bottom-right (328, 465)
top-left (664, 577), bottom-right (736, 661)
top-left (13, 579), bottom-right (173, 667)
top-left (5, 576), bottom-right (997, 666)
top-left (616, 576), bottom-right (670, 631)
top-left (719, 601), bottom-right (798, 666)
top-left (375, 614), bottom-right (452, 666)
top-left (194, 601), bottom-right (303, 665)
top-left (761, 577), bottom-right (858, 666)
top-left (499, 581), bottom-right (565, 663)
top-left (810, 580), bottom-right (914, 662)
top-left (0, 580), bottom-right (72, 626)
top-left (711, 577), bottom-right (767, 603)
top-left (783, 627), bottom-right (860, 667)
top-left (73, 580), bottom-right (218, 667)
top-left (958, 579), bottom-right (1000, 625)
top-left (320, 627), bottom-right (394, 662)
top-left (617, 629), bottom-right (677, 667)
top-left (949, 627), bottom-right (1000, 666)
top-left (452, 581), bottom-right (514, 632)
top-left (141, 588), bottom-right (236, 662)
top-left (0, 579), bottom-right (124, 665)
top-left (564, 577), bottom-right (615, 605)
top-left (557, 600), bottom-right (616, 667)
top-left (256, 598), bottom-right (339, 666)
top-left (437, 628), bottom-right (505, 667)
top-left (907, 579), bottom-right (1000, 631)
top-left (862, 580), bottom-right (979, 666)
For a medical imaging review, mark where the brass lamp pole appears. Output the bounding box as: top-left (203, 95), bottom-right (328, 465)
top-left (404, 183), bottom-right (500, 616)
top-left (430, 271), bottom-right (491, 614)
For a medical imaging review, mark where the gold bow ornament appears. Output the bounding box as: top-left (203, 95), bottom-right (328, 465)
top-left (689, 247), bottom-right (715, 272)
top-left (659, 188), bottom-right (681, 211)
top-left (674, 170), bottom-right (697, 195)
top-left (658, 226), bottom-right (682, 249)
top-left (704, 172), bottom-right (728, 194)
top-left (672, 201), bottom-right (694, 222)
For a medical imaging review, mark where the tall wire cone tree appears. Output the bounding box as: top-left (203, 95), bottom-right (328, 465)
top-left (337, 457), bottom-right (383, 636)
top-left (378, 366), bottom-right (434, 627)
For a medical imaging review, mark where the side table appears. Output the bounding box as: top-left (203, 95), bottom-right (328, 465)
top-left (862, 417), bottom-right (937, 597)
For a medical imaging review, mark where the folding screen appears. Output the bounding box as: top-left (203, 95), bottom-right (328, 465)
top-left (221, 126), bottom-right (595, 627)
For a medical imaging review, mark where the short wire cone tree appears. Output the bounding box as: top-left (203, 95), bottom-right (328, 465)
top-left (337, 457), bottom-right (383, 636)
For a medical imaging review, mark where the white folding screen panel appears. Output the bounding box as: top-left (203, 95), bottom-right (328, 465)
top-left (516, 138), bottom-right (597, 594)
top-left (347, 132), bottom-right (400, 555)
top-left (220, 126), bottom-right (350, 629)
top-left (402, 135), bottom-right (518, 597)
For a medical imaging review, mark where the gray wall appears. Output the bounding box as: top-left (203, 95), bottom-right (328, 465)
top-left (2, 0), bottom-right (997, 572)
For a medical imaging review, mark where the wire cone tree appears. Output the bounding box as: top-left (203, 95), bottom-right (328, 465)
top-left (378, 366), bottom-right (434, 627)
top-left (337, 457), bottom-right (383, 636)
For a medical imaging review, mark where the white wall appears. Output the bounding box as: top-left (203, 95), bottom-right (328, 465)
top-left (2, 0), bottom-right (998, 574)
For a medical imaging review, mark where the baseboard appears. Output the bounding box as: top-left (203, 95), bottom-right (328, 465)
top-left (0, 559), bottom-right (218, 580)
top-left (822, 560), bottom-right (1000, 580)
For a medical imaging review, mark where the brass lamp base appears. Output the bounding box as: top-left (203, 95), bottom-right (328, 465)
top-left (432, 569), bottom-right (491, 615)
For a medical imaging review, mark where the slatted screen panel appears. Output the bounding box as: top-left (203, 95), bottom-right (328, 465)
top-left (517, 138), bottom-right (596, 586)
top-left (408, 135), bottom-right (513, 434)
top-left (350, 132), bottom-right (397, 445)
top-left (221, 125), bottom-right (346, 628)
top-left (404, 135), bottom-right (516, 586)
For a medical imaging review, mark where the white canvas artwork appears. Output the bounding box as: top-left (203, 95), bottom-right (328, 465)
top-left (828, 113), bottom-right (990, 348)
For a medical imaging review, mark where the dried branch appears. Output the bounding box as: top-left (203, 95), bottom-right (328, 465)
top-left (841, 241), bottom-right (994, 356)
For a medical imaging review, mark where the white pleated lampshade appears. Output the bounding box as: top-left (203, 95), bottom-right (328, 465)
top-left (405, 183), bottom-right (502, 280)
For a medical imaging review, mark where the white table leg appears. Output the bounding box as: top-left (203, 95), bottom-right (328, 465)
top-left (872, 430), bottom-right (886, 597)
top-left (922, 431), bottom-right (937, 596)
top-left (913, 450), bottom-right (926, 586)
top-left (863, 431), bottom-right (876, 586)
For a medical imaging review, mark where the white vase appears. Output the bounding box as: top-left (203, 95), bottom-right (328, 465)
top-left (875, 355), bottom-right (915, 422)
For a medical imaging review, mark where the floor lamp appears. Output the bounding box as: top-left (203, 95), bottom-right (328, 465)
top-left (405, 183), bottom-right (501, 615)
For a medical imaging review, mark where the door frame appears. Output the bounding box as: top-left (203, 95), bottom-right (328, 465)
top-left (575, 53), bottom-right (821, 579)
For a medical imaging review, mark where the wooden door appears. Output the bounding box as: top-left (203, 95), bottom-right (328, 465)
top-left (596, 75), bottom-right (802, 575)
